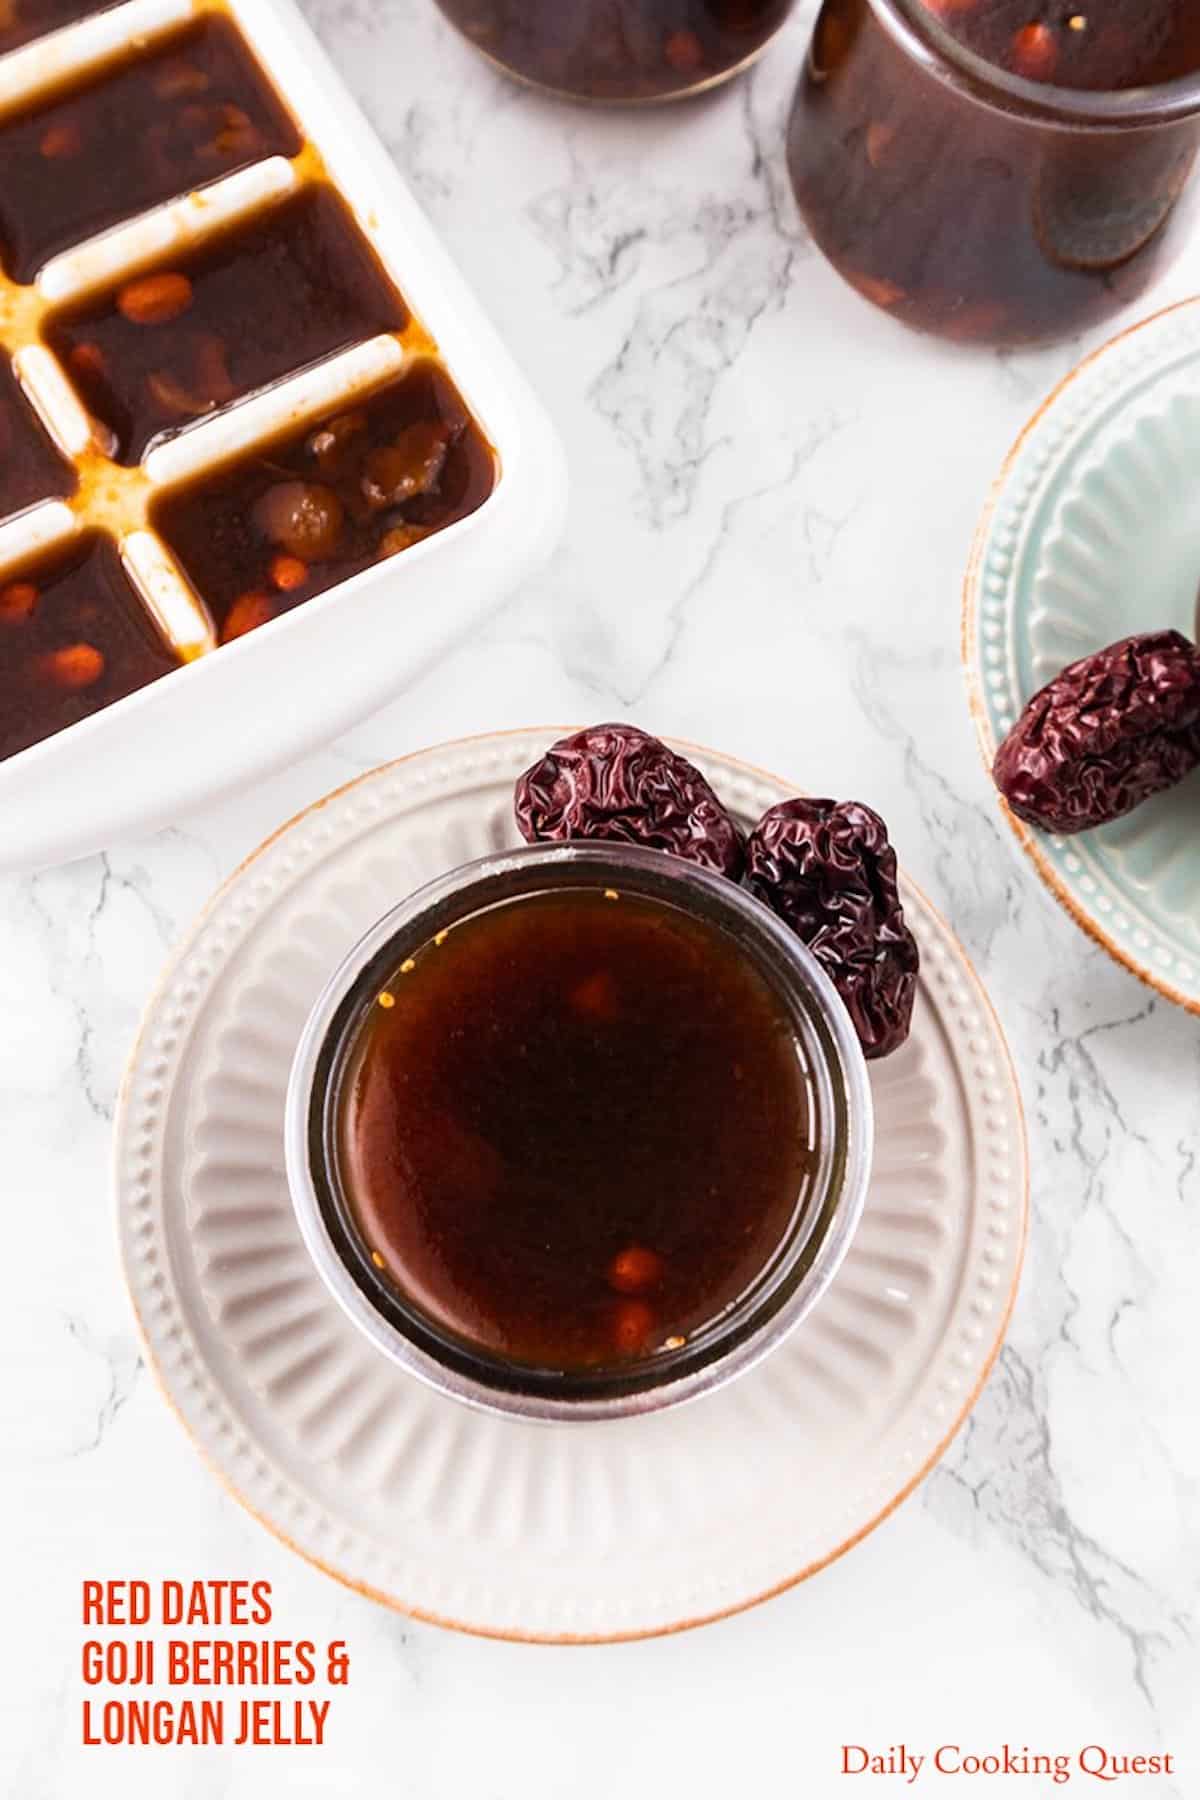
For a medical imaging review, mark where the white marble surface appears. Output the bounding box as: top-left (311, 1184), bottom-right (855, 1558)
top-left (3, 2), bottom-right (1199, 1794)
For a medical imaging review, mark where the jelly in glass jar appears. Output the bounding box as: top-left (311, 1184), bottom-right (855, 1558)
top-left (433, 0), bottom-right (798, 102)
top-left (787, 1), bottom-right (1200, 346)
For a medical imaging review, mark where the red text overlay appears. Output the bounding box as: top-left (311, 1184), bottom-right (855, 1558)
top-left (841, 1745), bottom-right (1176, 1786)
top-left (80, 1580), bottom-right (349, 1748)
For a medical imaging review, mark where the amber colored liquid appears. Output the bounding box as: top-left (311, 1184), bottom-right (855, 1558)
top-left (433, 0), bottom-right (794, 101)
top-left (0, 18), bottom-right (300, 286)
top-left (336, 889), bottom-right (814, 1374)
top-left (45, 186), bottom-right (408, 464)
top-left (788, 0), bottom-right (1200, 346)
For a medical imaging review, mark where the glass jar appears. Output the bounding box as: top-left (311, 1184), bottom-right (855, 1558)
top-left (433, 0), bottom-right (798, 103)
top-left (787, 0), bottom-right (1200, 347)
top-left (287, 842), bottom-right (872, 1422)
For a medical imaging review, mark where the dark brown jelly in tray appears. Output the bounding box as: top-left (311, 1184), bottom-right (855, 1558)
top-left (152, 363), bottom-right (496, 642)
top-left (0, 354), bottom-right (75, 520)
top-left (0, 17), bottom-right (301, 285)
top-left (45, 185), bottom-right (409, 464)
top-left (0, 0), bottom-right (113, 54)
top-left (335, 887), bottom-right (813, 1374)
top-left (0, 532), bottom-right (179, 760)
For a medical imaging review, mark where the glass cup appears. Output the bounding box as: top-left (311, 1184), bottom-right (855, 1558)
top-left (787, 0), bottom-right (1200, 347)
top-left (286, 842), bottom-right (874, 1423)
top-left (431, 0), bottom-right (798, 103)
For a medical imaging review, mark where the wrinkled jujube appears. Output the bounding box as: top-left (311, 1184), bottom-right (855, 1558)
top-left (514, 723), bottom-right (745, 879)
top-left (992, 630), bottom-right (1200, 835)
top-left (744, 797), bottom-right (919, 1060)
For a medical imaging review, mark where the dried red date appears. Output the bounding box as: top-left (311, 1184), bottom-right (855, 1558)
top-left (993, 630), bottom-right (1200, 835)
top-left (744, 798), bottom-right (918, 1060)
top-left (514, 723), bottom-right (744, 879)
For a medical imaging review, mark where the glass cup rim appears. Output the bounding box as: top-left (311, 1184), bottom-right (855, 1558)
top-left (873, 0), bottom-right (1200, 129)
top-left (285, 840), bottom-right (875, 1424)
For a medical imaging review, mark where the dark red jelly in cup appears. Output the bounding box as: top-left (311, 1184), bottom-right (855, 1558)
top-left (787, 0), bottom-right (1200, 346)
top-left (289, 844), bottom-right (872, 1421)
top-left (431, 0), bottom-right (798, 102)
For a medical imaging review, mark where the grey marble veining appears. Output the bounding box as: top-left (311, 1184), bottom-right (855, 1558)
top-left (2, 1), bottom-right (1198, 1793)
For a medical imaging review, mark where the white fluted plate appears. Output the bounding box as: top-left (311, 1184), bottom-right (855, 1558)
top-left (115, 731), bottom-right (1027, 1642)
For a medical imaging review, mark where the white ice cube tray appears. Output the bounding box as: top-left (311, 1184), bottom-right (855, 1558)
top-left (0, 0), bottom-right (565, 870)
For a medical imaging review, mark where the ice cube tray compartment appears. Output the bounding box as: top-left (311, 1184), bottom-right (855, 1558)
top-left (0, 2), bottom-right (464, 659)
top-left (0, 0), bottom-right (561, 868)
